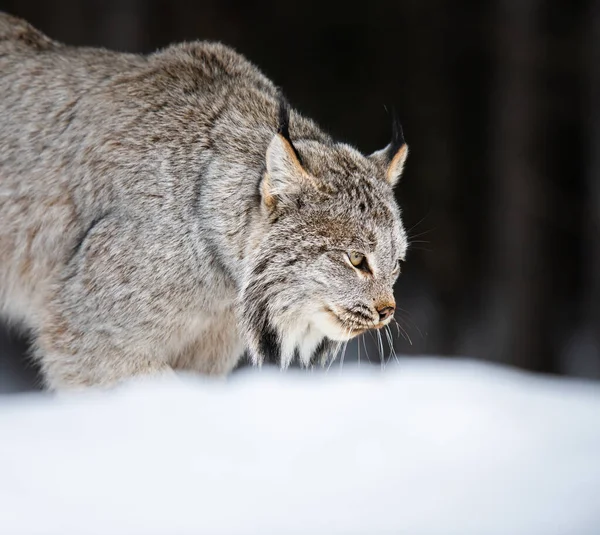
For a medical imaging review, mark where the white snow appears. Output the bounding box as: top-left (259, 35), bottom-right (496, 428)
top-left (1, 358), bottom-right (599, 535)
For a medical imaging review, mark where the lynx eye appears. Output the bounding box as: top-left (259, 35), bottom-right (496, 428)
top-left (348, 251), bottom-right (370, 272)
top-left (348, 251), bottom-right (364, 266)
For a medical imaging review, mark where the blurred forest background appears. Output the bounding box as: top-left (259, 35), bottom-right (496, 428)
top-left (0, 0), bottom-right (599, 391)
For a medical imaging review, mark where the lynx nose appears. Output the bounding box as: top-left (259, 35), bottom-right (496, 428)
top-left (377, 305), bottom-right (395, 322)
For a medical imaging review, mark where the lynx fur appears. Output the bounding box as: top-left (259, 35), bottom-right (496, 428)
top-left (0, 13), bottom-right (409, 389)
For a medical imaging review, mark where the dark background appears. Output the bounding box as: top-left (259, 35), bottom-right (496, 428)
top-left (1, 0), bottom-right (599, 391)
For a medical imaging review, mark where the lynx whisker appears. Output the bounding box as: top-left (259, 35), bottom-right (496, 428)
top-left (361, 334), bottom-right (372, 364)
top-left (376, 330), bottom-right (385, 370)
top-left (384, 324), bottom-right (400, 365)
top-left (405, 211), bottom-right (431, 236)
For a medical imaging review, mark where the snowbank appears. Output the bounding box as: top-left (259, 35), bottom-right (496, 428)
top-left (1, 358), bottom-right (599, 535)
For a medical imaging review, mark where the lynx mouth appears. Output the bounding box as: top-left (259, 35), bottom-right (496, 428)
top-left (314, 305), bottom-right (390, 341)
top-left (323, 306), bottom-right (374, 336)
top-left (325, 305), bottom-right (394, 333)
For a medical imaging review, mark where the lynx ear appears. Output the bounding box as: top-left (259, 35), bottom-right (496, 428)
top-left (369, 113), bottom-right (408, 187)
top-left (261, 97), bottom-right (312, 210)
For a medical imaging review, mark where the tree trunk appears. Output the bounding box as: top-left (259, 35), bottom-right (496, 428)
top-left (575, 0), bottom-right (600, 377)
top-left (485, 0), bottom-right (548, 371)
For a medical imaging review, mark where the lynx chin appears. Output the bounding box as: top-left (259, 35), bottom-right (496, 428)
top-left (0, 13), bottom-right (410, 389)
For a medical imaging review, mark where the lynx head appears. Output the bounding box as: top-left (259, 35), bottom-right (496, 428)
top-left (241, 99), bottom-right (409, 368)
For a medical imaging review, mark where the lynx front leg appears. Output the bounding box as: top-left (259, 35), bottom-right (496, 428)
top-left (36, 215), bottom-right (199, 390)
top-left (37, 346), bottom-right (175, 390)
top-left (173, 309), bottom-right (246, 376)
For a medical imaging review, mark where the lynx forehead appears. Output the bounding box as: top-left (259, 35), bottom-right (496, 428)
top-left (0, 12), bottom-right (409, 388)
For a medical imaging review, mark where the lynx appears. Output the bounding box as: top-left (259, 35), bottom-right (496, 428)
top-left (0, 13), bottom-right (409, 389)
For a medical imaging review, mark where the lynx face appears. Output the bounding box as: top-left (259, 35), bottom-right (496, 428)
top-left (302, 192), bottom-right (407, 343)
top-left (241, 105), bottom-right (408, 368)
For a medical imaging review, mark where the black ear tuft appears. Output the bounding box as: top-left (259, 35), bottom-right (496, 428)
top-left (277, 92), bottom-right (302, 163)
top-left (277, 93), bottom-right (291, 140)
top-left (389, 106), bottom-right (406, 156)
top-left (370, 106), bottom-right (409, 186)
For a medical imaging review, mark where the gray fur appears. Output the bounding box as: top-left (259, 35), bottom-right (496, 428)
top-left (0, 13), bottom-right (409, 389)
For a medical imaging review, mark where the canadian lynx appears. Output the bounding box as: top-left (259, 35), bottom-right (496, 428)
top-left (0, 13), bottom-right (409, 389)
